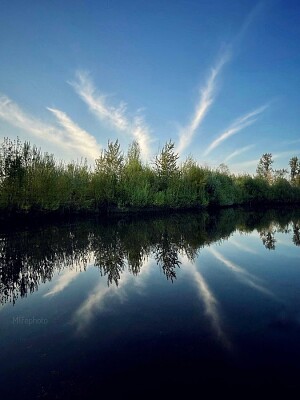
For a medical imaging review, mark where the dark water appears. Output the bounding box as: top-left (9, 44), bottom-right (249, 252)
top-left (0, 208), bottom-right (300, 398)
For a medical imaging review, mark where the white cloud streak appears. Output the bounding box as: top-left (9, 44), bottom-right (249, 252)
top-left (0, 94), bottom-right (101, 162)
top-left (273, 150), bottom-right (300, 159)
top-left (224, 144), bottom-right (255, 162)
top-left (231, 149), bottom-right (300, 173)
top-left (176, 52), bottom-right (230, 155)
top-left (47, 107), bottom-right (101, 160)
top-left (204, 104), bottom-right (268, 157)
top-left (282, 139), bottom-right (300, 145)
top-left (70, 71), bottom-right (152, 160)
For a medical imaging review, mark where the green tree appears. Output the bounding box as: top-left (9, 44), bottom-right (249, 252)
top-left (217, 163), bottom-right (230, 175)
top-left (155, 141), bottom-right (178, 178)
top-left (154, 140), bottom-right (179, 190)
top-left (256, 153), bottom-right (273, 182)
top-left (94, 140), bottom-right (124, 207)
top-left (127, 140), bottom-right (141, 166)
top-left (95, 140), bottom-right (124, 178)
top-left (289, 156), bottom-right (300, 182)
top-left (122, 141), bottom-right (152, 207)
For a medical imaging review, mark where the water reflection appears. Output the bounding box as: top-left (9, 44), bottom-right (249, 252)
top-left (209, 247), bottom-right (275, 298)
top-left (73, 259), bottom-right (153, 334)
top-left (1, 208), bottom-right (300, 398)
top-left (182, 255), bottom-right (230, 348)
top-left (229, 238), bottom-right (258, 254)
top-left (44, 266), bottom-right (85, 298)
top-left (0, 208), bottom-right (299, 305)
top-left (293, 223), bottom-right (300, 246)
top-left (260, 230), bottom-right (276, 250)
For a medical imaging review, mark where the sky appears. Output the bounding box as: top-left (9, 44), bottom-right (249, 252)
top-left (0, 0), bottom-right (300, 174)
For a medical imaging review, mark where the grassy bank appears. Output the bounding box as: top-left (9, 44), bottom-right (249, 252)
top-left (1, 137), bottom-right (300, 218)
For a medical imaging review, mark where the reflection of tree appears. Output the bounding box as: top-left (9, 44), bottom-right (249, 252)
top-left (93, 233), bottom-right (126, 286)
top-left (293, 224), bottom-right (300, 246)
top-left (259, 230), bottom-right (276, 250)
top-left (154, 233), bottom-right (181, 282)
top-left (0, 224), bottom-right (91, 304)
top-left (1, 208), bottom-right (300, 305)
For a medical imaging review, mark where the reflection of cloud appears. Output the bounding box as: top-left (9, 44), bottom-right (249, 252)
top-left (73, 277), bottom-right (112, 334)
top-left (181, 255), bottom-right (230, 348)
top-left (275, 239), bottom-right (289, 246)
top-left (230, 238), bottom-right (258, 254)
top-left (209, 247), bottom-right (274, 298)
top-left (73, 259), bottom-right (153, 334)
top-left (44, 266), bottom-right (86, 297)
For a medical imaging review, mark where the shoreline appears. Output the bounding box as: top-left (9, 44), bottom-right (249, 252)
top-left (1, 201), bottom-right (299, 227)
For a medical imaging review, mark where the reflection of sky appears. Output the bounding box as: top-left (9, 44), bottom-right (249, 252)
top-left (72, 258), bottom-right (153, 334)
top-left (44, 267), bottom-right (85, 297)
top-left (1, 221), bottom-right (299, 343)
top-left (180, 254), bottom-right (231, 349)
top-left (208, 246), bottom-right (275, 298)
top-left (229, 238), bottom-right (258, 254)
top-left (235, 224), bottom-right (300, 256)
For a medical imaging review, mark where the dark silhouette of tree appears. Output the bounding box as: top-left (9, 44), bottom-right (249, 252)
top-left (93, 233), bottom-right (126, 286)
top-left (293, 224), bottom-right (300, 246)
top-left (154, 232), bottom-right (181, 282)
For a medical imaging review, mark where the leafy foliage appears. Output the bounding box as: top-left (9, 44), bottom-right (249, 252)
top-left (0, 138), bottom-right (300, 215)
top-left (256, 153), bottom-right (273, 182)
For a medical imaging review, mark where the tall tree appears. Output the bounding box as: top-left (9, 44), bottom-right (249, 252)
top-left (126, 140), bottom-right (142, 171)
top-left (154, 140), bottom-right (179, 179)
top-left (289, 156), bottom-right (299, 182)
top-left (256, 153), bottom-right (273, 182)
top-left (95, 140), bottom-right (124, 178)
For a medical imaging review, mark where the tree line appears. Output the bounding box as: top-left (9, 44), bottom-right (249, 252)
top-left (0, 137), bottom-right (300, 215)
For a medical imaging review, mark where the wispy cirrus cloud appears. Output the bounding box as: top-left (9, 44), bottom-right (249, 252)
top-left (224, 144), bottom-right (255, 163)
top-left (0, 94), bottom-right (62, 144)
top-left (176, 52), bottom-right (230, 155)
top-left (175, 3), bottom-right (266, 157)
top-left (282, 139), bottom-right (300, 145)
top-left (47, 107), bottom-right (101, 160)
top-left (70, 71), bottom-right (153, 160)
top-left (273, 150), bottom-right (300, 159)
top-left (231, 149), bottom-right (300, 173)
top-left (0, 94), bottom-right (101, 161)
top-left (203, 104), bottom-right (268, 157)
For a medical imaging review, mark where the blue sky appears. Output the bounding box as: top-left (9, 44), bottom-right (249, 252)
top-left (0, 0), bottom-right (300, 173)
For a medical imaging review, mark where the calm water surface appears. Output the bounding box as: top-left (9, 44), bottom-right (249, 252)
top-left (0, 208), bottom-right (300, 398)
